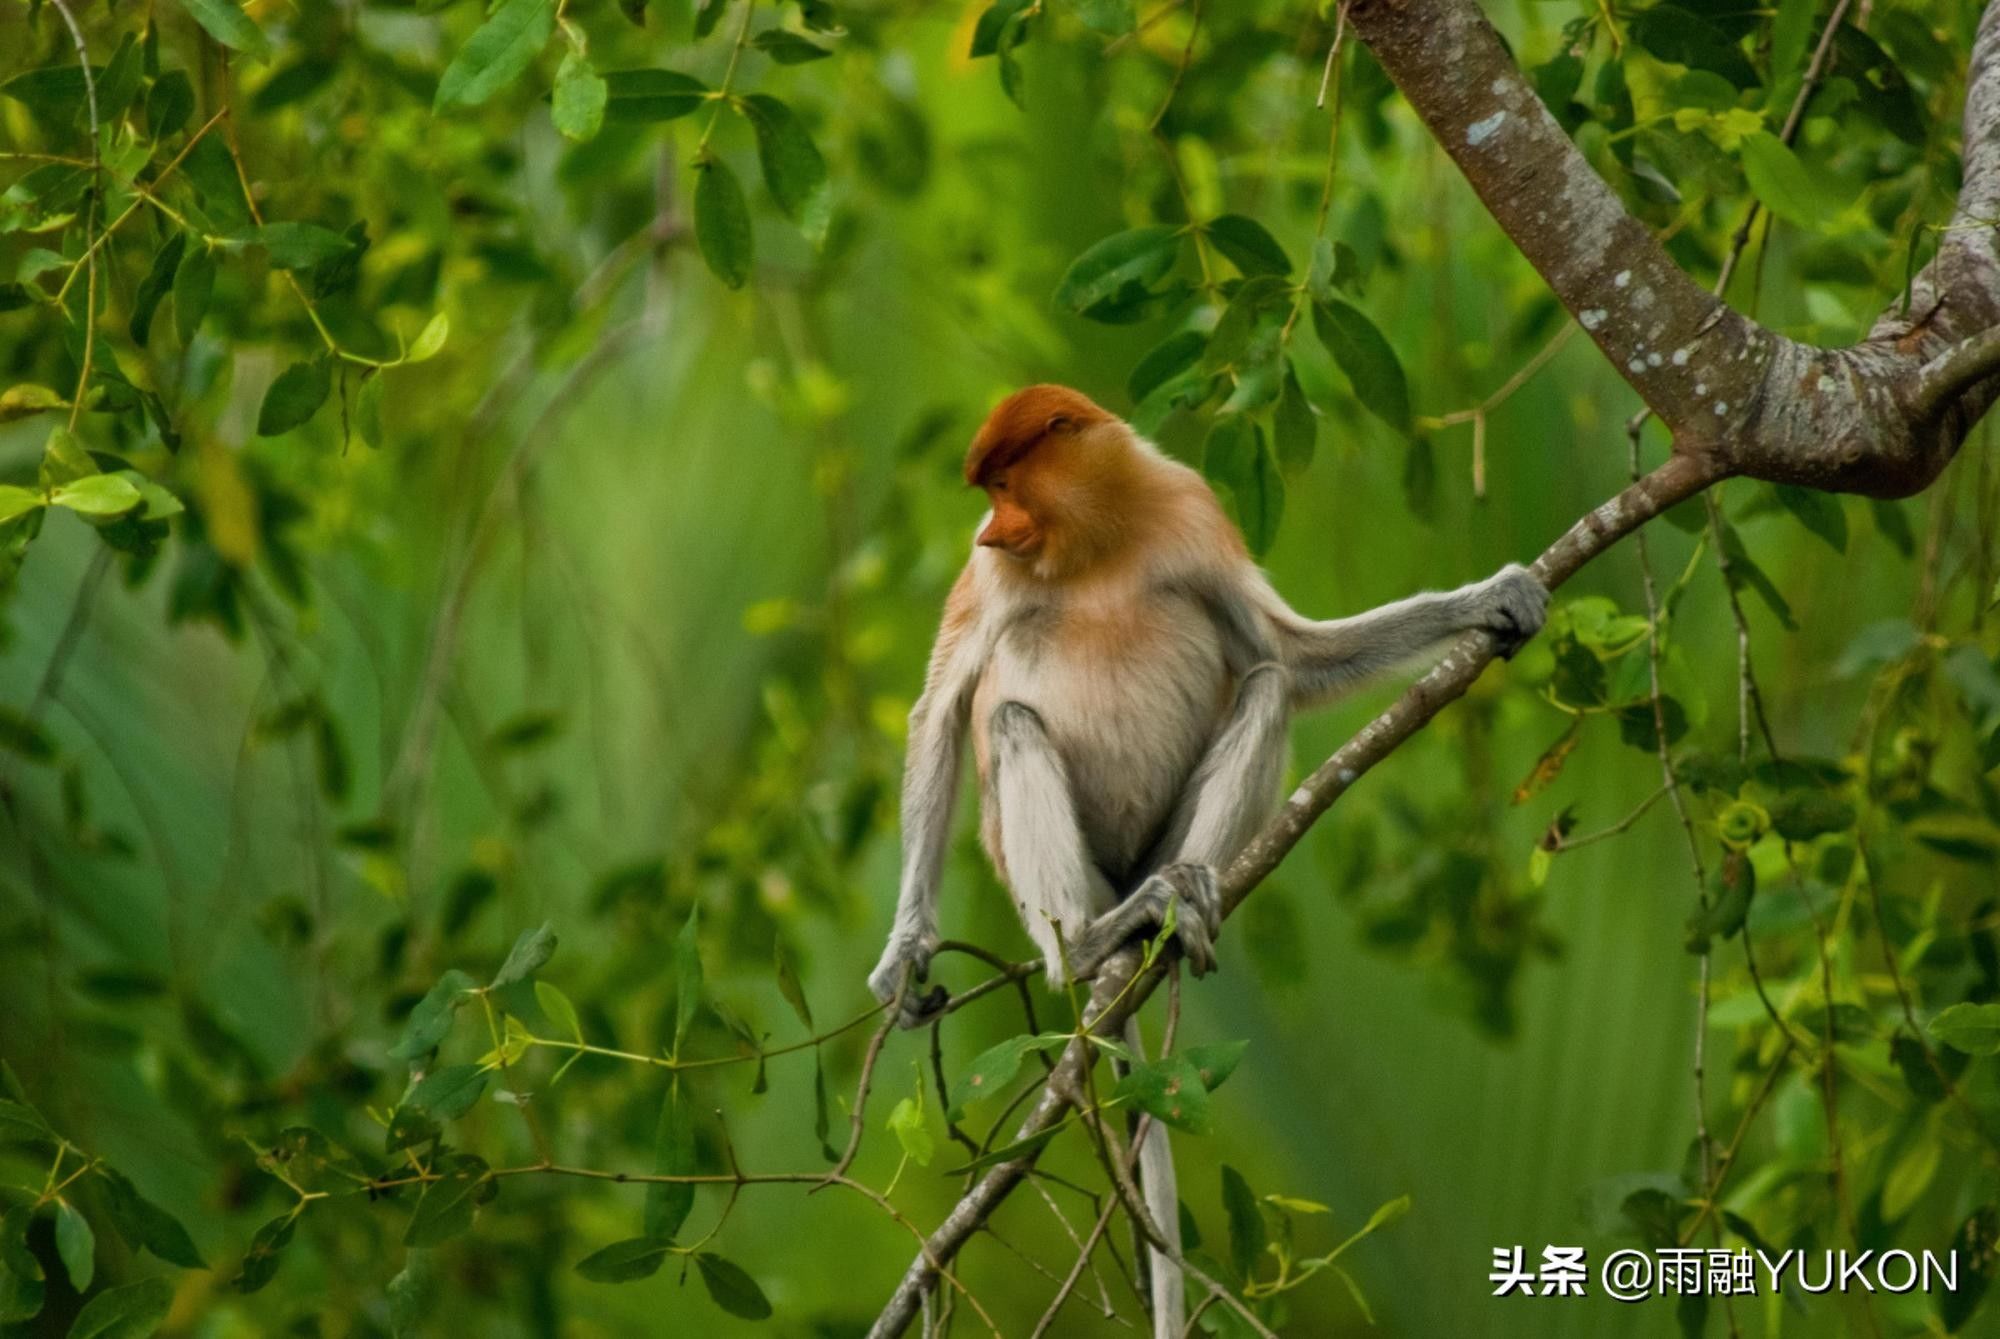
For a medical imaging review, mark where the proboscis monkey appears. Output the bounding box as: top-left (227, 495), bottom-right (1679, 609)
top-left (868, 385), bottom-right (1548, 1335)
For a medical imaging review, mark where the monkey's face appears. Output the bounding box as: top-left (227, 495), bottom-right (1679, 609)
top-left (976, 470), bottom-right (1044, 559)
top-left (964, 385), bottom-right (1130, 575)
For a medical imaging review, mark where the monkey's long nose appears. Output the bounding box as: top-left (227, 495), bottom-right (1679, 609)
top-left (976, 515), bottom-right (1005, 548)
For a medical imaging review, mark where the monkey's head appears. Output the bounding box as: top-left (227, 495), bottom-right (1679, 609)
top-left (963, 384), bottom-right (1136, 576)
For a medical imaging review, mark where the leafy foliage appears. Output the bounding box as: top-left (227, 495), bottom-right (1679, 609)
top-left (2, 0), bottom-right (1999, 1334)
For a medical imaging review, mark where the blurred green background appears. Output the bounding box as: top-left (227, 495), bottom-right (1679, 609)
top-left (3, 0), bottom-right (1998, 1335)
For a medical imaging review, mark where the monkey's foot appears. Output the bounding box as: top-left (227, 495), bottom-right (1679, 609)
top-left (867, 934), bottom-right (948, 1029)
top-left (1479, 563), bottom-right (1550, 660)
top-left (1073, 862), bottom-right (1223, 980)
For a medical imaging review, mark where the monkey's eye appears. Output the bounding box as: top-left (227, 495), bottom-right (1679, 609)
top-left (991, 476), bottom-right (1009, 493)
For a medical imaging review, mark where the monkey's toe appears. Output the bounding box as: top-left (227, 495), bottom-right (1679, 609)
top-left (896, 984), bottom-right (950, 1029)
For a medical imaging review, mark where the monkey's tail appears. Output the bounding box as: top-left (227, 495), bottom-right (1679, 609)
top-left (1124, 1016), bottom-right (1184, 1339)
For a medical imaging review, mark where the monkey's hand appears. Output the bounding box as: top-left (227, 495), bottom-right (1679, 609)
top-left (1475, 563), bottom-right (1550, 660)
top-left (868, 932), bottom-right (949, 1029)
top-left (1073, 862), bottom-right (1223, 981)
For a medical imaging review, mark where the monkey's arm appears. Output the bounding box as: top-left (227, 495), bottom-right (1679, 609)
top-left (867, 579), bottom-right (983, 1024)
top-left (1264, 562), bottom-right (1549, 710)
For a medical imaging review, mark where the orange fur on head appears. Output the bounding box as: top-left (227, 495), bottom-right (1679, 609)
top-left (964, 386), bottom-right (1140, 575)
top-left (963, 385), bottom-right (1117, 487)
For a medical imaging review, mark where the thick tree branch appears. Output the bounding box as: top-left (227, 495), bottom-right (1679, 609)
top-left (873, 5), bottom-right (2000, 1330)
top-left (1348, 0), bottom-right (2000, 497)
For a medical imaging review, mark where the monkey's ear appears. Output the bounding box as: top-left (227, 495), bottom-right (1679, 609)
top-left (1045, 413), bottom-right (1074, 435)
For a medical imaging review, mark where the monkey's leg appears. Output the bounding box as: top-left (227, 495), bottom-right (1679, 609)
top-left (988, 702), bottom-right (1118, 987)
top-left (1072, 664), bottom-right (1289, 979)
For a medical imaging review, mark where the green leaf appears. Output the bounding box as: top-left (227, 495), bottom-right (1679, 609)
top-left (1128, 330), bottom-right (1206, 404)
top-left (1882, 1129), bottom-right (1941, 1223)
top-left (645, 1078), bottom-right (695, 1241)
top-left (354, 373), bottom-right (385, 449)
top-left (575, 1237), bottom-right (673, 1282)
top-left (403, 1153), bottom-right (489, 1247)
top-left (97, 1167), bottom-right (205, 1268)
top-left (552, 52), bottom-right (608, 142)
top-left (1237, 433), bottom-right (1282, 556)
top-left (694, 157), bottom-right (754, 290)
top-left (1205, 214), bottom-right (1290, 277)
top-left (1053, 226), bottom-right (1181, 319)
top-left (0, 385), bottom-right (67, 424)
top-left (1202, 415), bottom-right (1283, 556)
top-left (434, 0), bottom-right (557, 112)
top-left (1931, 1003), bottom-right (2000, 1056)
top-left (230, 1213), bottom-right (295, 1294)
top-left (50, 474), bottom-right (144, 517)
top-left (535, 980), bottom-right (582, 1041)
top-left (1201, 274), bottom-right (1290, 374)
top-left (391, 969), bottom-right (478, 1061)
top-left (969, 0), bottom-right (1032, 57)
top-left (130, 233), bottom-right (185, 346)
top-left (1717, 522), bottom-right (1797, 630)
top-left (1684, 851), bottom-right (1755, 953)
top-left (0, 65), bottom-right (101, 127)
top-left (813, 1049), bottom-right (836, 1160)
top-left (1768, 789), bottom-right (1855, 841)
top-left (1740, 131), bottom-right (1842, 228)
top-left (741, 94), bottom-right (831, 244)
top-left (1771, 484), bottom-right (1847, 553)
top-left (995, 9), bottom-right (1029, 108)
top-left (602, 70), bottom-right (710, 123)
top-left (405, 1064), bottom-right (488, 1120)
top-left (695, 1253), bottom-right (773, 1319)
top-left (1221, 1165), bottom-right (1266, 1281)
top-left (1630, 5), bottom-right (1758, 88)
top-left (172, 246), bottom-right (215, 344)
top-left (40, 425), bottom-right (95, 489)
top-left (1273, 366), bottom-right (1316, 479)
top-left (674, 906), bottom-right (703, 1049)
top-left (0, 1099), bottom-right (53, 1142)
top-left (1071, 0), bottom-right (1133, 34)
top-left (491, 922), bottom-right (557, 988)
top-left (0, 1262), bottom-right (41, 1325)
top-left (1941, 1206), bottom-right (2000, 1332)
top-left (260, 1128), bottom-right (367, 1195)
top-left (0, 481), bottom-right (46, 523)
top-left (234, 222), bottom-right (355, 271)
top-left (54, 1200), bottom-right (93, 1292)
top-left (774, 940), bottom-right (814, 1029)
top-left (947, 1034), bottom-right (1044, 1119)
top-left (1182, 1040), bottom-right (1249, 1092)
top-left (95, 36), bottom-right (144, 120)
top-left (256, 359), bottom-right (332, 436)
top-left (147, 71), bottom-right (194, 138)
top-left (1113, 1055), bottom-right (1213, 1134)
top-left (406, 312), bottom-right (450, 364)
top-left (1892, 1033), bottom-right (1950, 1104)
top-left (886, 1096), bottom-right (935, 1167)
top-left (181, 0), bottom-right (271, 59)
top-left (1769, 0), bottom-right (1814, 83)
top-left (67, 1276), bottom-right (172, 1339)
top-left (384, 1103), bottom-right (440, 1156)
top-left (1312, 298), bottom-right (1410, 433)
top-left (753, 29), bottom-right (834, 63)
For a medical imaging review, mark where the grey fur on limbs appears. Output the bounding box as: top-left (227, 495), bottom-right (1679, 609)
top-left (867, 559), bottom-right (1550, 1013)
